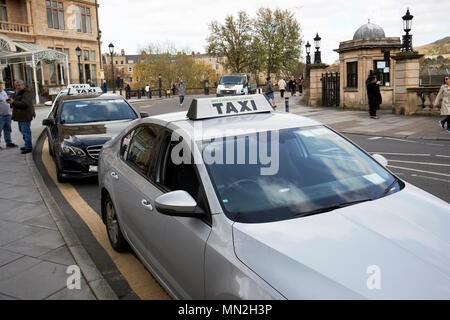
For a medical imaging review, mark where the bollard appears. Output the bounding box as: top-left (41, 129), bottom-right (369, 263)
top-left (120, 88), bottom-right (122, 97)
top-left (285, 97), bottom-right (289, 112)
top-left (137, 89), bottom-right (141, 99)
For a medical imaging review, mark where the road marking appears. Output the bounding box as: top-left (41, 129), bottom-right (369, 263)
top-left (411, 174), bottom-right (450, 183)
top-left (384, 137), bottom-right (444, 147)
top-left (387, 159), bottom-right (450, 167)
top-left (368, 137), bottom-right (382, 140)
top-left (41, 138), bottom-right (169, 300)
top-left (436, 155), bottom-right (450, 158)
top-left (370, 152), bottom-right (431, 157)
top-left (387, 164), bottom-right (450, 178)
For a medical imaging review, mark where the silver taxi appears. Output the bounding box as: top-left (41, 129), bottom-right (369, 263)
top-left (98, 94), bottom-right (450, 299)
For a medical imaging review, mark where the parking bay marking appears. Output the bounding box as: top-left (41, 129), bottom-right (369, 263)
top-left (387, 165), bottom-right (450, 178)
top-left (41, 138), bottom-right (170, 300)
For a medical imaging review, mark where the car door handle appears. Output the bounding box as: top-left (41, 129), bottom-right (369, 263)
top-left (110, 172), bottom-right (119, 180)
top-left (141, 199), bottom-right (153, 211)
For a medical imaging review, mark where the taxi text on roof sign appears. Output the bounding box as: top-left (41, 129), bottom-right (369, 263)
top-left (187, 94), bottom-right (274, 120)
top-left (67, 87), bottom-right (103, 96)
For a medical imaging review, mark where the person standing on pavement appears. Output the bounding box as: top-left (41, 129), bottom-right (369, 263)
top-left (434, 76), bottom-right (450, 131)
top-left (9, 80), bottom-right (35, 154)
top-left (288, 76), bottom-right (297, 97)
top-left (264, 76), bottom-right (276, 108)
top-left (145, 84), bottom-right (151, 99)
top-left (101, 80), bottom-right (107, 93)
top-left (125, 83), bottom-right (131, 99)
top-left (366, 75), bottom-right (382, 119)
top-left (177, 78), bottom-right (186, 107)
top-left (298, 75), bottom-right (304, 96)
top-left (172, 83), bottom-right (176, 96)
top-left (278, 78), bottom-right (286, 98)
top-left (0, 81), bottom-right (17, 149)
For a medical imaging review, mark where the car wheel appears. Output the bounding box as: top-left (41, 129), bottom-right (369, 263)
top-left (56, 166), bottom-right (66, 183)
top-left (48, 137), bottom-right (54, 156)
top-left (104, 195), bottom-right (129, 252)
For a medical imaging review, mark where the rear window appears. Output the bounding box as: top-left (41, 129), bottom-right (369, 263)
top-left (59, 99), bottom-right (137, 124)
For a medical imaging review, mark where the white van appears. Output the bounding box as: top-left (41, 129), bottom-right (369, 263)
top-left (216, 74), bottom-right (249, 97)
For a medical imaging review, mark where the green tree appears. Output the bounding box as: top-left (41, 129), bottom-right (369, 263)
top-left (254, 8), bottom-right (303, 76)
top-left (206, 11), bottom-right (254, 73)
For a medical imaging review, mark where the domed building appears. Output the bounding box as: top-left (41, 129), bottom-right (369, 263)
top-left (334, 21), bottom-right (402, 110)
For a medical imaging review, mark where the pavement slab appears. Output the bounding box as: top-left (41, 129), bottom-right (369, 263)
top-left (0, 220), bottom-right (42, 247)
top-left (2, 229), bottom-right (65, 258)
top-left (39, 246), bottom-right (76, 267)
top-left (0, 248), bottom-right (23, 268)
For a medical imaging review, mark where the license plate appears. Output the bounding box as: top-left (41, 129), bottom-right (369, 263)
top-left (89, 165), bottom-right (98, 173)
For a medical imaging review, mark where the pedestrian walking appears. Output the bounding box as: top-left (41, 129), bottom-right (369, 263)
top-left (264, 76), bottom-right (276, 108)
top-left (366, 75), bottom-right (382, 119)
top-left (101, 80), bottom-right (107, 93)
top-left (9, 80), bottom-right (35, 153)
top-left (288, 76), bottom-right (297, 97)
top-left (177, 78), bottom-right (186, 107)
top-left (0, 81), bottom-right (17, 149)
top-left (125, 83), bottom-right (131, 100)
top-left (172, 83), bottom-right (176, 96)
top-left (433, 76), bottom-right (450, 132)
top-left (298, 75), bottom-right (304, 96)
top-left (278, 78), bottom-right (286, 98)
top-left (145, 84), bottom-right (152, 99)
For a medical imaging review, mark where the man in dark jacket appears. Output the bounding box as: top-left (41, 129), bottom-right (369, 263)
top-left (9, 80), bottom-right (35, 153)
top-left (366, 76), bottom-right (382, 119)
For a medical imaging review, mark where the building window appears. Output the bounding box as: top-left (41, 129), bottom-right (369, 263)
top-left (64, 48), bottom-right (69, 59)
top-left (121, 60), bottom-right (124, 65)
top-left (84, 50), bottom-right (89, 61)
top-left (91, 64), bottom-right (97, 82)
top-left (128, 67), bottom-right (132, 72)
top-left (346, 62), bottom-right (358, 88)
top-left (130, 78), bottom-right (133, 82)
top-left (46, 1), bottom-right (64, 30)
top-left (0, 0), bottom-right (7, 22)
top-left (90, 50), bottom-right (96, 62)
top-left (76, 5), bottom-right (92, 33)
top-left (373, 60), bottom-right (390, 86)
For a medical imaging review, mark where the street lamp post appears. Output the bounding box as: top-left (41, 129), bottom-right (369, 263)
top-left (108, 43), bottom-right (115, 93)
top-left (97, 30), bottom-right (102, 70)
top-left (158, 74), bottom-right (162, 98)
top-left (401, 8), bottom-right (414, 52)
top-left (305, 41), bottom-right (311, 65)
top-left (314, 33), bottom-right (322, 64)
top-left (75, 46), bottom-right (83, 83)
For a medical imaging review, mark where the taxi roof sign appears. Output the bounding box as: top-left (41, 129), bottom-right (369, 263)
top-left (67, 87), bottom-right (103, 96)
top-left (67, 84), bottom-right (91, 89)
top-left (187, 94), bottom-right (273, 120)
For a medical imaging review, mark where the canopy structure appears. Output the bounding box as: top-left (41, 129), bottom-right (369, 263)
top-left (0, 33), bottom-right (70, 104)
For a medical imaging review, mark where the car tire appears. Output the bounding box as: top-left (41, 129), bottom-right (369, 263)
top-left (48, 136), bottom-right (54, 156)
top-left (104, 195), bottom-right (129, 252)
top-left (56, 168), bottom-right (66, 183)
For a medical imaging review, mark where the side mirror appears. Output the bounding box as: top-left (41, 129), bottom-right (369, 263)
top-left (44, 101), bottom-right (53, 107)
top-left (140, 111), bottom-right (149, 118)
top-left (155, 190), bottom-right (198, 217)
top-left (42, 118), bottom-right (55, 126)
top-left (372, 154), bottom-right (388, 167)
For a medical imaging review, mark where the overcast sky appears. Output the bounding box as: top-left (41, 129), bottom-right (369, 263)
top-left (98, 0), bottom-right (449, 64)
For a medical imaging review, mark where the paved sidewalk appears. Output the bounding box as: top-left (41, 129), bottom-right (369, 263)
top-left (0, 108), bottom-right (116, 300)
top-left (273, 94), bottom-right (450, 141)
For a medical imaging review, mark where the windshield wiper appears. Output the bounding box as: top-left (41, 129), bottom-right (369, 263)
top-left (379, 178), bottom-right (399, 198)
top-left (294, 198), bottom-right (372, 218)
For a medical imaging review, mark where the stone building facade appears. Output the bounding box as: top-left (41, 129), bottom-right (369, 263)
top-left (0, 0), bottom-right (101, 89)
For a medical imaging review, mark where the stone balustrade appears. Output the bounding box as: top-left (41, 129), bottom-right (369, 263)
top-left (405, 86), bottom-right (441, 115)
top-left (0, 22), bottom-right (32, 34)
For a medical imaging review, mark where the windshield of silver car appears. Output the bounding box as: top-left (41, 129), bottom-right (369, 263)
top-left (202, 126), bottom-right (401, 223)
top-left (59, 99), bottom-right (138, 124)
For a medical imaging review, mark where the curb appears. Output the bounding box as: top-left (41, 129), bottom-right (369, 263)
top-left (26, 130), bottom-right (118, 300)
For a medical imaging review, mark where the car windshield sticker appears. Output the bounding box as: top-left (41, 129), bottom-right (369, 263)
top-left (363, 173), bottom-right (385, 185)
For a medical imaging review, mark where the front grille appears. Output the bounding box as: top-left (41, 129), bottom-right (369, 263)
top-left (86, 145), bottom-right (103, 159)
top-left (220, 90), bottom-right (236, 95)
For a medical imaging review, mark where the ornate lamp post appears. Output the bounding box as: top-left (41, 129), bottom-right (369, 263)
top-left (305, 41), bottom-right (311, 64)
top-left (401, 9), bottom-right (414, 52)
top-left (75, 46), bottom-right (83, 83)
top-left (97, 30), bottom-right (102, 69)
top-left (108, 43), bottom-right (115, 93)
top-left (158, 73), bottom-right (162, 98)
top-left (314, 33), bottom-right (321, 64)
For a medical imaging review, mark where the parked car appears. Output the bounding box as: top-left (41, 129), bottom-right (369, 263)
top-left (42, 87), bottom-right (148, 182)
top-left (99, 94), bottom-right (450, 299)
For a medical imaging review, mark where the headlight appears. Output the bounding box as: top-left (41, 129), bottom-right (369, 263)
top-left (61, 142), bottom-right (86, 157)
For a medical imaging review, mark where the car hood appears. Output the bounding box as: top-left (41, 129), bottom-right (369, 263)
top-left (232, 183), bottom-right (450, 299)
top-left (57, 120), bottom-right (132, 146)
